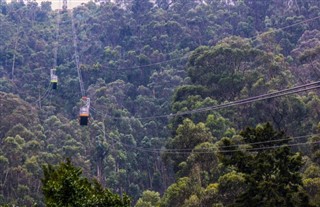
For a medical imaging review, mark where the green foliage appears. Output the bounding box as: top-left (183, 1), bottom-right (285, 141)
top-left (135, 190), bottom-right (160, 207)
top-left (173, 85), bottom-right (210, 102)
top-left (160, 177), bottom-right (193, 207)
top-left (42, 159), bottom-right (130, 207)
top-left (303, 178), bottom-right (320, 206)
top-left (217, 171), bottom-right (246, 206)
top-left (187, 36), bottom-right (266, 101)
top-left (1, 0), bottom-right (320, 205)
top-left (219, 123), bottom-right (312, 207)
top-left (165, 118), bottom-right (214, 171)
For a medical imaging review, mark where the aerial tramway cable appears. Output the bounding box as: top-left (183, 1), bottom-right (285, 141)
top-left (50, 5), bottom-right (62, 90)
top-left (71, 11), bottom-right (86, 97)
top-left (69, 8), bottom-right (91, 125)
top-left (32, 5), bottom-right (62, 105)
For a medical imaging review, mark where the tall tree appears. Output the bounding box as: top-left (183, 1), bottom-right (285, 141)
top-left (42, 159), bottom-right (131, 207)
top-left (218, 123), bottom-right (312, 207)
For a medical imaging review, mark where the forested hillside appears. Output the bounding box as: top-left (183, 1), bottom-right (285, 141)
top-left (0, 0), bottom-right (320, 206)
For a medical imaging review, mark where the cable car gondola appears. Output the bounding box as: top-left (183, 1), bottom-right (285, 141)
top-left (50, 69), bottom-right (58, 89)
top-left (79, 97), bottom-right (90, 126)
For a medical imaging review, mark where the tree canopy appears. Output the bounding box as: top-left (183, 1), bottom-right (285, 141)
top-left (42, 159), bottom-right (130, 207)
top-left (0, 0), bottom-right (320, 206)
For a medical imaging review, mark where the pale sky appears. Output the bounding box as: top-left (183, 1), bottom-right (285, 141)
top-left (7, 0), bottom-right (93, 10)
top-left (48, 0), bottom-right (92, 10)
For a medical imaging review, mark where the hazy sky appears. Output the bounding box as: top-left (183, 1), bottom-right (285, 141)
top-left (48, 0), bottom-right (91, 10)
top-left (7, 0), bottom-right (92, 10)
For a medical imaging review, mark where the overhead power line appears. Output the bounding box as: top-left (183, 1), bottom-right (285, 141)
top-left (106, 14), bottom-right (320, 71)
top-left (172, 82), bottom-right (320, 118)
top-left (164, 140), bottom-right (320, 155)
top-left (252, 15), bottom-right (320, 39)
top-left (91, 121), bottom-right (320, 154)
top-left (57, 5), bottom-right (320, 72)
top-left (114, 54), bottom-right (191, 71)
top-left (92, 80), bottom-right (320, 120)
top-left (160, 133), bottom-right (320, 152)
top-left (274, 15), bottom-right (320, 31)
top-left (32, 83), bottom-right (52, 104)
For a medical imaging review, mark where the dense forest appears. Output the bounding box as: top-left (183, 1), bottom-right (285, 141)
top-left (1, 0), bottom-right (320, 206)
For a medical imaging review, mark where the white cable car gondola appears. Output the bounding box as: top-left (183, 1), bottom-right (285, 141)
top-left (79, 97), bottom-right (90, 125)
top-left (50, 69), bottom-right (58, 89)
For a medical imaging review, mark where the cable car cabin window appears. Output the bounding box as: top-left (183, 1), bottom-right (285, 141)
top-left (80, 107), bottom-right (89, 115)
